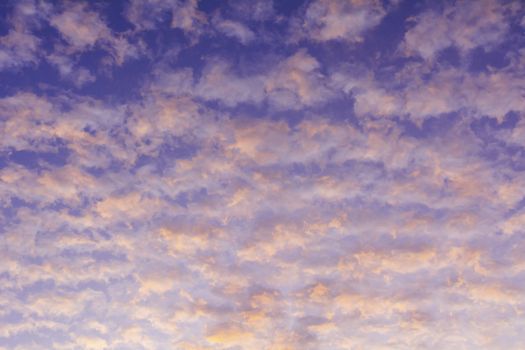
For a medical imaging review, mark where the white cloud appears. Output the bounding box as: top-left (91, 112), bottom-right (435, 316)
top-left (402, 0), bottom-right (512, 60)
top-left (150, 49), bottom-right (334, 110)
top-left (195, 60), bottom-right (266, 106)
top-left (125, 0), bottom-right (206, 38)
top-left (300, 0), bottom-right (386, 42)
top-left (215, 19), bottom-right (255, 44)
top-left (47, 54), bottom-right (96, 87)
top-left (0, 30), bottom-right (40, 70)
top-left (50, 3), bottom-right (109, 49)
top-left (49, 2), bottom-right (140, 65)
top-left (0, 0), bottom-right (50, 71)
top-left (335, 59), bottom-right (525, 121)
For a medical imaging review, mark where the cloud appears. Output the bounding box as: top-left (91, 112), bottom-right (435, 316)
top-left (265, 49), bottom-right (335, 109)
top-left (0, 0), bottom-right (50, 71)
top-left (205, 324), bottom-right (255, 346)
top-left (2, 87), bottom-right (525, 347)
top-left (171, 0), bottom-right (206, 35)
top-left (74, 336), bottom-right (108, 350)
top-left (0, 1), bottom-right (143, 83)
top-left (228, 0), bottom-right (274, 22)
top-left (125, 0), bottom-right (206, 38)
top-left (0, 31), bottom-right (40, 70)
top-left (402, 0), bottom-right (514, 60)
top-left (215, 18), bottom-right (255, 44)
top-left (47, 54), bottom-right (96, 87)
top-left (299, 0), bottom-right (386, 42)
top-left (152, 49), bottom-right (334, 110)
top-left (338, 58), bottom-right (525, 121)
top-left (49, 2), bottom-right (140, 65)
top-left (2, 1), bottom-right (525, 349)
top-left (50, 3), bottom-right (109, 49)
top-left (195, 60), bottom-right (266, 106)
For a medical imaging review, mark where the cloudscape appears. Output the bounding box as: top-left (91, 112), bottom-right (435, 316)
top-left (1, 0), bottom-right (525, 349)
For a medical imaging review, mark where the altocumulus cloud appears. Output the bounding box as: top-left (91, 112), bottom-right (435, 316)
top-left (1, 0), bottom-right (525, 349)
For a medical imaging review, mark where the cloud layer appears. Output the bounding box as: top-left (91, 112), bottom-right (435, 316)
top-left (1, 0), bottom-right (525, 349)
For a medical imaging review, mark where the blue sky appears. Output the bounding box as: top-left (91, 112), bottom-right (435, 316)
top-left (1, 0), bottom-right (525, 349)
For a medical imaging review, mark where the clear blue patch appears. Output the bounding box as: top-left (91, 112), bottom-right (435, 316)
top-left (8, 146), bottom-right (70, 170)
top-left (307, 0), bottom-right (422, 79)
top-left (82, 125), bottom-right (97, 137)
top-left (132, 138), bottom-right (198, 175)
top-left (159, 138), bottom-right (198, 159)
top-left (398, 112), bottom-right (459, 139)
top-left (43, 199), bottom-right (70, 212)
top-left (197, 0), bottom-right (223, 13)
top-left (77, 53), bottom-right (151, 102)
top-left (1, 197), bottom-right (33, 231)
top-left (290, 162), bottom-right (322, 178)
top-left (0, 2), bottom-right (13, 36)
top-left (171, 42), bottom-right (206, 76)
top-left (17, 278), bottom-right (56, 301)
top-left (140, 24), bottom-right (188, 57)
top-left (0, 154), bottom-right (6, 170)
top-left (171, 187), bottom-right (208, 208)
top-left (436, 46), bottom-right (461, 67)
top-left (90, 0), bottom-right (134, 32)
top-left (76, 48), bottom-right (108, 70)
top-left (273, 0), bottom-right (307, 16)
top-left (0, 61), bottom-right (62, 98)
top-left (361, 0), bottom-right (423, 57)
top-left (84, 166), bottom-right (106, 178)
top-left (133, 154), bottom-right (156, 169)
top-left (0, 310), bottom-right (23, 324)
top-left (32, 19), bottom-right (62, 54)
top-left (506, 197), bottom-right (525, 219)
top-left (174, 191), bottom-right (189, 208)
top-left (470, 111), bottom-right (520, 140)
top-left (271, 109), bottom-right (306, 128)
top-left (316, 95), bottom-right (358, 126)
top-left (179, 35), bottom-right (288, 82)
top-left (475, 139), bottom-right (525, 172)
top-left (231, 101), bottom-right (270, 119)
top-left (92, 249), bottom-right (127, 262)
top-left (223, 43), bottom-right (289, 77)
top-left (468, 46), bottom-right (511, 73)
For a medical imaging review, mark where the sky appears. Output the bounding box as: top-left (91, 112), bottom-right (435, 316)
top-left (0, 0), bottom-right (524, 349)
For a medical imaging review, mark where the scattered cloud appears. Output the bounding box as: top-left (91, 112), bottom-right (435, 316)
top-left (401, 0), bottom-right (517, 60)
top-left (299, 0), bottom-right (386, 42)
top-left (1, 0), bottom-right (525, 349)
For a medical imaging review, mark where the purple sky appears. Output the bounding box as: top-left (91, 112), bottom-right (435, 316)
top-left (1, 0), bottom-right (525, 349)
